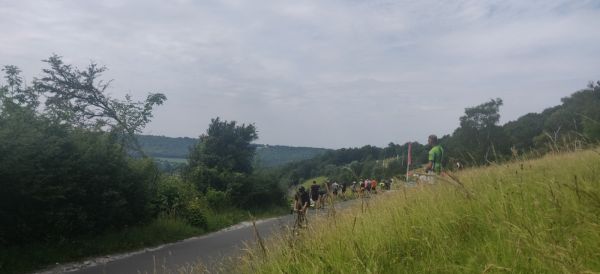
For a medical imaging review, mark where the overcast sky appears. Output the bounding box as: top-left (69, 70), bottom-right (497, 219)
top-left (1, 0), bottom-right (599, 148)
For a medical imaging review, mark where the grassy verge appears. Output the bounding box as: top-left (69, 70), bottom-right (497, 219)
top-left (1, 206), bottom-right (288, 274)
top-left (236, 149), bottom-right (600, 273)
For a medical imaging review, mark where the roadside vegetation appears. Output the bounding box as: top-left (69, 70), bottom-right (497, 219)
top-left (236, 148), bottom-right (600, 273)
top-left (0, 58), bottom-right (286, 274)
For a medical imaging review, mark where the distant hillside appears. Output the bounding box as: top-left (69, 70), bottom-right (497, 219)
top-left (254, 144), bottom-right (330, 168)
top-left (136, 135), bottom-right (329, 168)
top-left (137, 135), bottom-right (197, 158)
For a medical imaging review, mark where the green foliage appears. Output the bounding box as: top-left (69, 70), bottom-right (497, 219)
top-left (459, 98), bottom-right (503, 129)
top-left (503, 112), bottom-right (546, 152)
top-left (384, 159), bottom-right (403, 178)
top-left (560, 81), bottom-right (600, 141)
top-left (242, 173), bottom-right (286, 208)
top-left (582, 118), bottom-right (600, 140)
top-left (33, 55), bottom-right (167, 151)
top-left (182, 198), bottom-right (208, 229)
top-left (186, 164), bottom-right (233, 192)
top-left (136, 134), bottom-right (198, 158)
top-left (450, 98), bottom-right (510, 164)
top-left (0, 215), bottom-right (202, 274)
top-left (276, 142), bottom-right (419, 187)
top-left (205, 188), bottom-right (230, 210)
top-left (0, 57), bottom-right (166, 246)
top-left (154, 176), bottom-right (198, 214)
top-left (153, 158), bottom-right (186, 174)
top-left (237, 149), bottom-right (600, 273)
top-left (0, 108), bottom-right (160, 244)
top-left (1, 65), bottom-right (38, 110)
top-left (184, 118), bottom-right (286, 210)
top-left (188, 117), bottom-right (258, 174)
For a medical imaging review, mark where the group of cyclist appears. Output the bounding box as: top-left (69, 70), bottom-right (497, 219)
top-left (293, 134), bottom-right (445, 227)
top-left (293, 178), bottom-right (393, 216)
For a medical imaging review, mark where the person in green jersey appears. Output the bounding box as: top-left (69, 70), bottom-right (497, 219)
top-left (425, 134), bottom-right (444, 175)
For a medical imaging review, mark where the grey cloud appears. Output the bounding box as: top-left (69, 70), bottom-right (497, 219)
top-left (1, 0), bottom-right (599, 148)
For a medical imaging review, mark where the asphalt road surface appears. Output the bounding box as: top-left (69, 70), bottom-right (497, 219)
top-left (39, 197), bottom-right (365, 274)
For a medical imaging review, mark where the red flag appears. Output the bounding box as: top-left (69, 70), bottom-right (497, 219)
top-left (407, 143), bottom-right (412, 166)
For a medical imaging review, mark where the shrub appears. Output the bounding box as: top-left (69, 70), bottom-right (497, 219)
top-left (0, 109), bottom-right (159, 244)
top-left (154, 175), bottom-right (198, 214)
top-left (205, 188), bottom-right (230, 210)
top-left (182, 198), bottom-right (208, 229)
top-left (227, 173), bottom-right (286, 209)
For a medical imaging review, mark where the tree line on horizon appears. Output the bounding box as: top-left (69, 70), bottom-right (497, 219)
top-left (273, 82), bottom-right (600, 186)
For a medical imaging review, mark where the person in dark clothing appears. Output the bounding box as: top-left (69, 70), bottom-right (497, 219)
top-left (310, 180), bottom-right (320, 206)
top-left (295, 186), bottom-right (310, 215)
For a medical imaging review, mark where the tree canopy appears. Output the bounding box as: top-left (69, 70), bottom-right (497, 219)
top-left (188, 117), bottom-right (258, 174)
top-left (0, 56), bottom-right (167, 245)
top-left (184, 117), bottom-right (285, 208)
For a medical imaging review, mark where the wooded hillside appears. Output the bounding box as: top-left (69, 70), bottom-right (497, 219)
top-left (136, 134), bottom-right (330, 168)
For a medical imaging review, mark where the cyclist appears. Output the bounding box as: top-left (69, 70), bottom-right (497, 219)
top-left (294, 186), bottom-right (310, 215)
top-left (294, 186), bottom-right (310, 228)
top-left (310, 180), bottom-right (320, 207)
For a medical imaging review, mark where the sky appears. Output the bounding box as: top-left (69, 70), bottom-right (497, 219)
top-left (1, 0), bottom-right (600, 148)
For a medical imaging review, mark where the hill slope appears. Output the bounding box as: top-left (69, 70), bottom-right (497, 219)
top-left (236, 148), bottom-right (600, 273)
top-left (136, 135), bottom-right (329, 168)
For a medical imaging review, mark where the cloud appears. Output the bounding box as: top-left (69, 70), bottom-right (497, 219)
top-left (1, 0), bottom-right (599, 148)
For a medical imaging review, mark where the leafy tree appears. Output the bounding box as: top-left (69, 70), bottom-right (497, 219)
top-left (0, 108), bottom-right (159, 244)
top-left (559, 81), bottom-right (600, 141)
top-left (1, 65), bottom-right (39, 111)
top-left (33, 55), bottom-right (166, 150)
top-left (503, 112), bottom-right (545, 152)
top-left (188, 117), bottom-right (258, 175)
top-left (460, 98), bottom-right (503, 130)
top-left (0, 56), bottom-right (166, 245)
top-left (451, 98), bottom-right (509, 164)
top-left (384, 159), bottom-right (403, 178)
top-left (184, 118), bottom-right (286, 208)
top-left (543, 108), bottom-right (579, 140)
top-left (186, 117), bottom-right (258, 193)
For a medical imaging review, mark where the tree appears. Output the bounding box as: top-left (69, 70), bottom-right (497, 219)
top-left (459, 98), bottom-right (503, 130)
top-left (503, 112), bottom-right (545, 152)
top-left (33, 55), bottom-right (166, 150)
top-left (559, 81), bottom-right (600, 141)
top-left (186, 117), bottom-right (258, 192)
top-left (451, 98), bottom-right (509, 164)
top-left (188, 117), bottom-right (258, 174)
top-left (1, 65), bottom-right (39, 112)
top-left (543, 108), bottom-right (578, 140)
top-left (0, 57), bottom-right (165, 245)
top-left (0, 107), bottom-right (159, 244)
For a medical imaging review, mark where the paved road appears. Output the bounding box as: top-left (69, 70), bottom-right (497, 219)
top-left (40, 215), bottom-right (292, 274)
top-left (40, 198), bottom-right (365, 274)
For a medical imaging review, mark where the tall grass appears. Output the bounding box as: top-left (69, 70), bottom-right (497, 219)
top-left (236, 149), bottom-right (600, 273)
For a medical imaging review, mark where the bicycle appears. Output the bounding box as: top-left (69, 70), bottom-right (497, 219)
top-left (293, 207), bottom-right (308, 231)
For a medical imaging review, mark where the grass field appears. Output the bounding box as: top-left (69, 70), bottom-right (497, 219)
top-left (236, 149), bottom-right (600, 273)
